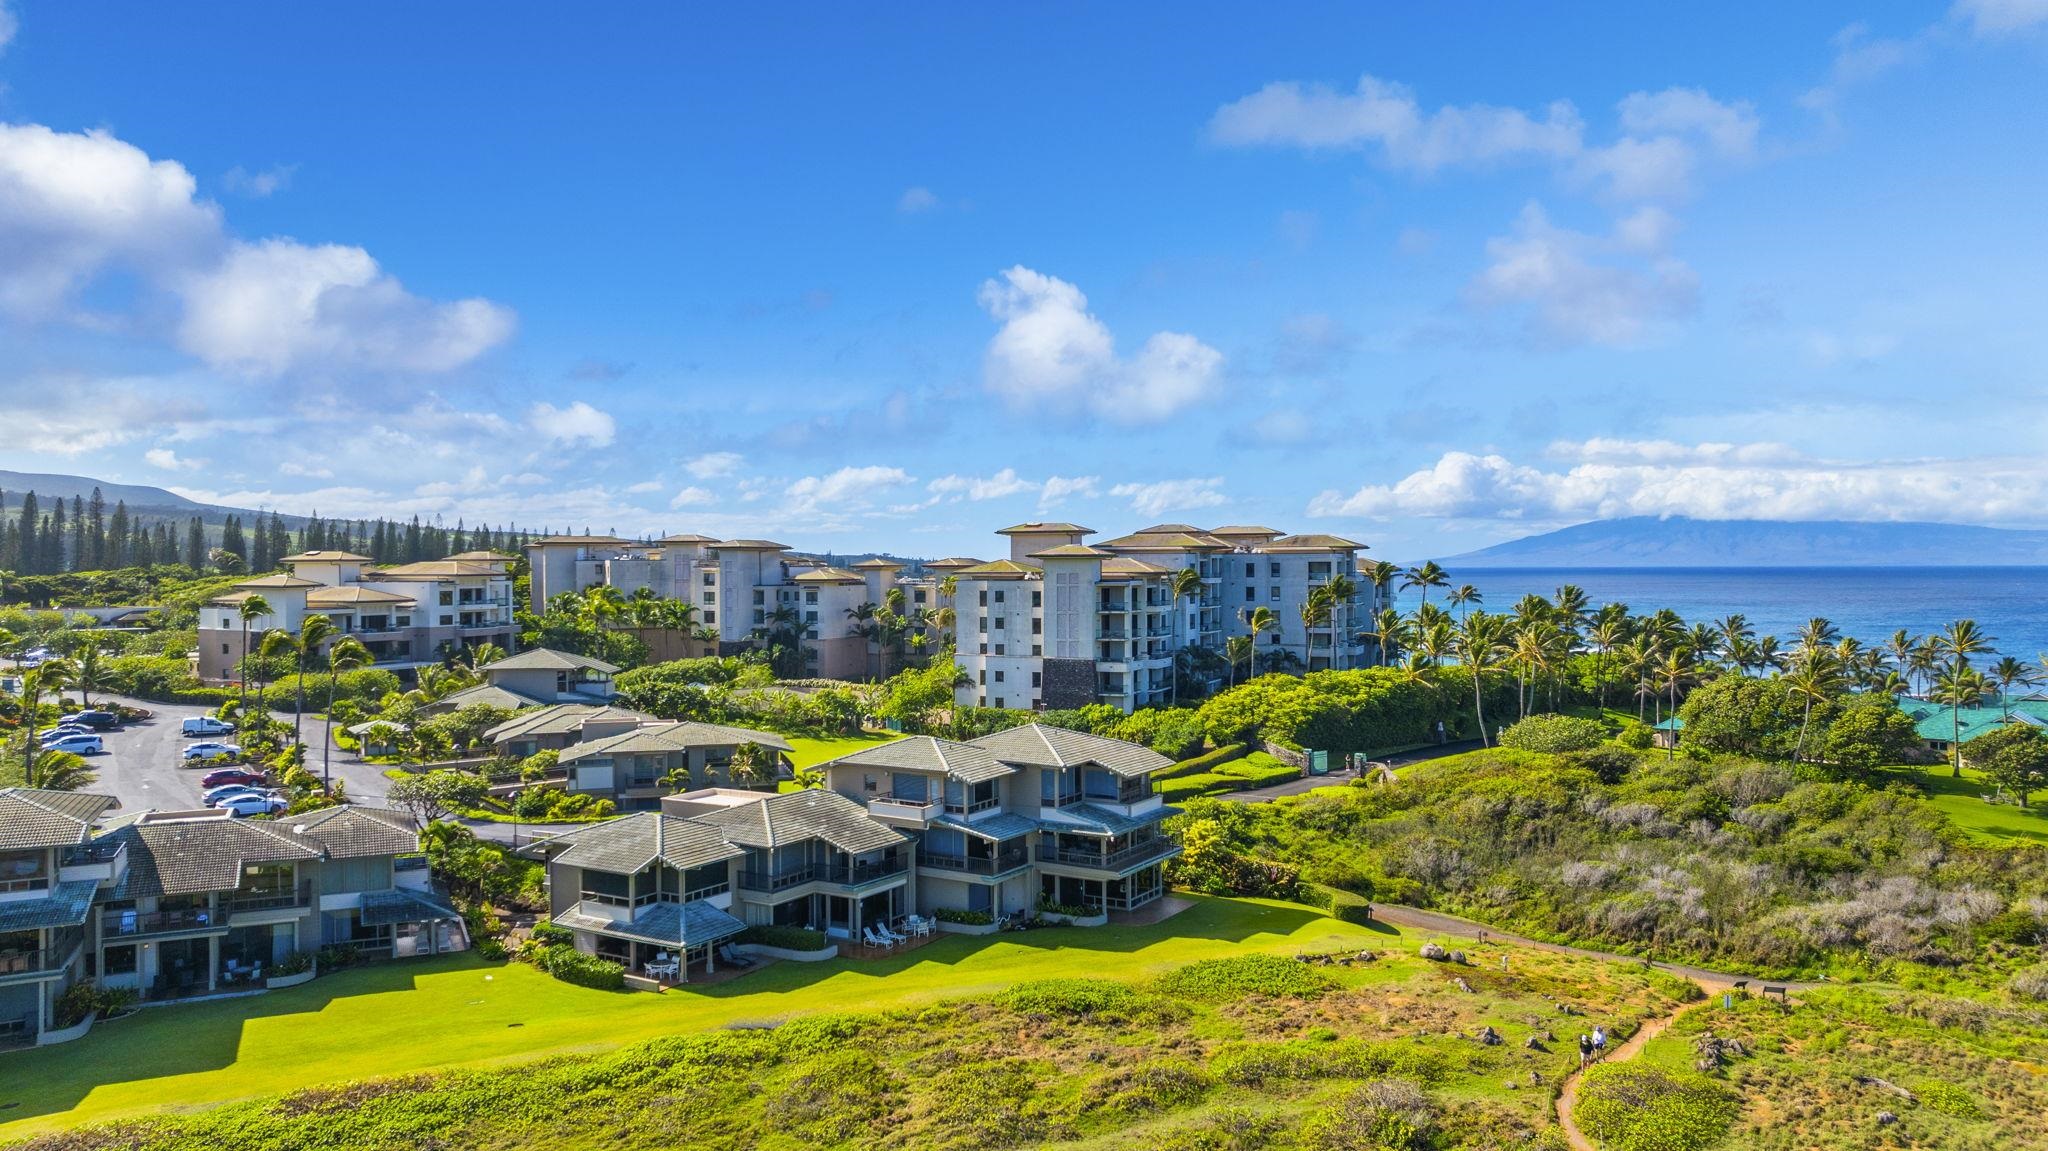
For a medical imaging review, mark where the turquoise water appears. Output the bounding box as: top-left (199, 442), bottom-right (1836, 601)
top-left (1389, 567), bottom-right (2048, 663)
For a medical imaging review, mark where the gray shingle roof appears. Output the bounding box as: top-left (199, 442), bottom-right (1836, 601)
top-left (0, 879), bottom-right (99, 932)
top-left (829, 736), bottom-right (1013, 784)
top-left (0, 788), bottom-right (118, 850)
top-left (285, 806), bottom-right (420, 858)
top-left (934, 812), bottom-right (1038, 841)
top-left (431, 683), bottom-right (549, 712)
top-left (1043, 802), bottom-right (1181, 836)
top-left (101, 812), bottom-right (329, 898)
top-left (360, 888), bottom-right (460, 927)
top-left (697, 789), bottom-right (906, 854)
top-left (485, 703), bottom-right (654, 744)
top-left (552, 898), bottom-right (746, 947)
top-left (486, 647), bottom-right (619, 674)
top-left (556, 721), bottom-right (792, 764)
top-left (530, 812), bottom-right (746, 875)
top-left (969, 724), bottom-right (1173, 778)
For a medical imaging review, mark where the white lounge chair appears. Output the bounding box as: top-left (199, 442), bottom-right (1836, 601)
top-left (862, 927), bottom-right (893, 950)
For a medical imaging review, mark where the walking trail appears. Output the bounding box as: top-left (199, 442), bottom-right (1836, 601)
top-left (1361, 903), bottom-right (1808, 1151)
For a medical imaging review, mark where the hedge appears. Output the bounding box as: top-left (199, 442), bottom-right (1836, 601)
top-left (739, 925), bottom-right (828, 952)
top-left (1157, 742), bottom-right (1249, 780)
top-left (1157, 773), bottom-right (1239, 803)
top-left (528, 943), bottom-right (626, 991)
top-left (1212, 752), bottom-right (1299, 788)
top-left (1298, 881), bottom-right (1375, 925)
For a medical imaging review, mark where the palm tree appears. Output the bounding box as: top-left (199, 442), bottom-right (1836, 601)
top-left (18, 658), bottom-right (76, 783)
top-left (1991, 656), bottom-right (2036, 721)
top-left (1454, 612), bottom-right (1509, 746)
top-left (235, 594), bottom-right (273, 717)
top-left (1224, 635), bottom-right (1255, 688)
top-left (1656, 649), bottom-right (1694, 758)
top-left (1447, 584), bottom-right (1482, 622)
top-left (255, 628), bottom-right (296, 719)
top-left (1367, 607), bottom-right (1411, 667)
top-left (1794, 617), bottom-right (1840, 657)
top-left (1787, 649), bottom-right (1846, 764)
top-left (1932, 666), bottom-right (1991, 777)
top-left (287, 615), bottom-right (340, 747)
top-left (1323, 573), bottom-right (1358, 666)
top-left (321, 636), bottom-right (372, 793)
top-left (1400, 561), bottom-right (1449, 612)
top-left (1587, 616), bottom-right (1626, 708)
top-left (1300, 587), bottom-right (1333, 670)
top-left (23, 748), bottom-right (94, 792)
top-left (1168, 566), bottom-right (1204, 702)
top-left (1241, 606), bottom-right (1278, 676)
top-left (73, 642), bottom-right (106, 709)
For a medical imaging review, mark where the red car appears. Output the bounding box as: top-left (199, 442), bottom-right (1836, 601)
top-left (201, 768), bottom-right (269, 790)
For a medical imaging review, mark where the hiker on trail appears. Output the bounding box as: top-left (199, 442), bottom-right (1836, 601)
top-left (1578, 1034), bottom-right (1592, 1067)
top-left (1592, 1027), bottom-right (1607, 1055)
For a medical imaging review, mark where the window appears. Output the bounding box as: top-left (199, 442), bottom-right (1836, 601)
top-left (994, 590), bottom-right (1005, 603)
top-left (913, 589), bottom-right (927, 604)
top-left (1243, 587), bottom-right (1255, 603)
top-left (1032, 590), bottom-right (1042, 607)
top-left (804, 591), bottom-right (817, 604)
top-left (753, 610), bottom-right (765, 625)
top-left (1031, 671), bottom-right (1042, 688)
top-left (222, 642), bottom-right (230, 654)
top-left (1269, 588), bottom-right (1279, 601)
top-left (994, 643), bottom-right (1006, 655)
top-left (1244, 562), bottom-right (1255, 578)
top-left (978, 616), bottom-right (989, 632)
top-left (978, 590), bottom-right (988, 606)
top-left (1269, 562), bottom-right (1281, 578)
top-left (753, 590), bottom-right (765, 604)
top-left (102, 944), bottom-right (137, 975)
top-left (978, 670), bottom-right (986, 685)
top-left (1030, 618), bottom-right (1042, 634)
top-left (396, 615), bottom-right (410, 627)
top-left (993, 615), bottom-right (1004, 629)
top-left (440, 615), bottom-right (454, 625)
top-left (438, 591), bottom-right (454, 606)
top-left (703, 611), bottom-right (716, 624)
top-left (862, 773), bottom-right (878, 793)
top-left (704, 591), bottom-right (716, 604)
top-left (994, 698), bottom-right (1005, 709)
top-left (978, 695), bottom-right (986, 707)
top-left (1031, 644), bottom-right (1042, 656)
top-left (702, 572), bottom-right (715, 586)
top-left (804, 611), bottom-right (817, 624)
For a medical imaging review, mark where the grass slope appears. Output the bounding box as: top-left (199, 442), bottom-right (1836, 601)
top-left (1899, 762), bottom-right (2048, 847)
top-left (0, 896), bottom-right (1362, 1138)
top-left (784, 729), bottom-right (905, 771)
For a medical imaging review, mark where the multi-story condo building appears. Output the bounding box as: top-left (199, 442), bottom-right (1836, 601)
top-left (198, 550), bottom-right (517, 682)
top-left (520, 723), bottom-right (1177, 983)
top-left (0, 789), bottom-right (458, 1044)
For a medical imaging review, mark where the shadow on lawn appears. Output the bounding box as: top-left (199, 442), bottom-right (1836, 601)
top-left (0, 953), bottom-right (472, 1124)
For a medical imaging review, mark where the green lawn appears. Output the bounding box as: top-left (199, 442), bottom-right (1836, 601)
top-left (1898, 761), bottom-right (2048, 847)
top-left (783, 729), bottom-right (905, 770)
top-left (0, 895), bottom-right (1386, 1138)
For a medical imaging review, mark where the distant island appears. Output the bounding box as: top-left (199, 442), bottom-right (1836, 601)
top-left (1437, 516), bottom-right (2048, 567)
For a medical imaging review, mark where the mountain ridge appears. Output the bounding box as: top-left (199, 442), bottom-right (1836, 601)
top-left (1434, 516), bottom-right (2048, 567)
top-left (0, 469), bottom-right (307, 527)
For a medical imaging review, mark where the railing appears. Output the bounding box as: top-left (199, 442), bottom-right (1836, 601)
top-left (61, 842), bottom-right (123, 866)
top-left (867, 797), bottom-right (941, 822)
top-left (943, 796), bottom-right (1001, 816)
top-left (737, 866), bottom-right (816, 893)
top-left (1036, 838), bottom-right (1177, 871)
top-left (917, 847), bottom-right (1030, 876)
top-left (0, 948), bottom-right (60, 977)
top-left (101, 907), bottom-right (218, 937)
top-left (681, 881), bottom-right (730, 902)
top-left (819, 858), bottom-right (909, 885)
top-left (223, 889), bottom-right (307, 913)
top-left (0, 876), bottom-right (49, 895)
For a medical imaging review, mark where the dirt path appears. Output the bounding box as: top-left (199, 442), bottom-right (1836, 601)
top-left (1553, 1000), bottom-right (1704, 1150)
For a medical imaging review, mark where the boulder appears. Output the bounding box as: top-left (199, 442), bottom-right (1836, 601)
top-left (1420, 942), bottom-right (1450, 961)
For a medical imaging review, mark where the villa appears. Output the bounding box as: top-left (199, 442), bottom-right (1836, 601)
top-left (1902, 696), bottom-right (2048, 754)
top-left (520, 722), bottom-right (1179, 984)
top-left (426, 647), bottom-right (620, 714)
top-left (0, 790), bottom-right (459, 1046)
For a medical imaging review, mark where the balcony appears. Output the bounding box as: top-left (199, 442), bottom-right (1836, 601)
top-left (100, 907), bottom-right (222, 937)
top-left (1036, 838), bottom-right (1179, 872)
top-left (736, 856), bottom-right (909, 894)
top-left (224, 888), bottom-right (310, 918)
top-left (0, 947), bottom-right (67, 981)
top-left (917, 845), bottom-right (1030, 876)
top-left (867, 797), bottom-right (941, 824)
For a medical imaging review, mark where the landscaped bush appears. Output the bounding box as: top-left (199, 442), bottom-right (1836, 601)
top-left (996, 978), bottom-right (1185, 1025)
top-left (1299, 881), bottom-right (1375, 924)
top-left (53, 981), bottom-right (137, 1028)
top-left (740, 925), bottom-right (829, 952)
top-left (1035, 898), bottom-right (1095, 918)
top-left (1498, 714), bottom-right (1607, 753)
top-left (1156, 772), bottom-right (1240, 803)
top-left (1212, 751), bottom-right (1300, 787)
top-left (1152, 954), bottom-right (1337, 1001)
top-left (1574, 1064), bottom-right (1736, 1151)
top-left (1158, 741), bottom-right (1249, 780)
top-left (272, 951), bottom-right (314, 976)
top-left (528, 922), bottom-right (575, 948)
top-left (933, 907), bottom-right (993, 925)
top-left (526, 943), bottom-right (626, 991)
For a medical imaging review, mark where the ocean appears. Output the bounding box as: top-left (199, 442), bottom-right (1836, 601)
top-left (1387, 567), bottom-right (2048, 665)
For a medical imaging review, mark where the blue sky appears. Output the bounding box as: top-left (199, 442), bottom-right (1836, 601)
top-left (0, 2), bottom-right (2044, 560)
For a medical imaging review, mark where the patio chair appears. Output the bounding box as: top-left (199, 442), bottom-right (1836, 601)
top-left (716, 943), bottom-right (755, 969)
top-left (249, 962), bottom-right (262, 984)
top-left (861, 927), bottom-right (892, 950)
top-left (878, 922), bottom-right (908, 945)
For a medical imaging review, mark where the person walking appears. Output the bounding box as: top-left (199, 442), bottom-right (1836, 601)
top-left (1578, 1034), bottom-right (1592, 1068)
top-left (1591, 1026), bottom-right (1607, 1058)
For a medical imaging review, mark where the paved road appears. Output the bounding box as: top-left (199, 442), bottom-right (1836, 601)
top-left (1219, 740), bottom-right (1484, 802)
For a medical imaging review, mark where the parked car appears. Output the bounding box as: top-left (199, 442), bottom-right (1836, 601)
top-left (60, 710), bottom-right (120, 730)
top-left (200, 768), bottom-right (270, 790)
top-left (37, 724), bottom-right (95, 741)
top-left (216, 792), bottom-right (288, 818)
top-left (40, 734), bottom-right (104, 755)
top-left (182, 742), bottom-right (242, 761)
top-left (204, 783), bottom-right (277, 805)
top-left (181, 716), bottom-right (235, 737)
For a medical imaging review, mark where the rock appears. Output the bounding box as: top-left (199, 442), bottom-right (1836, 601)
top-left (1449, 950), bottom-right (1469, 965)
top-left (1477, 1026), bottom-right (1502, 1046)
top-left (1455, 977), bottom-right (1475, 993)
top-left (1541, 1029), bottom-right (1556, 1042)
top-left (1420, 942), bottom-right (1450, 961)
top-left (1524, 1036), bottom-right (1547, 1051)
top-left (1503, 1079), bottom-right (1519, 1090)
top-left (1877, 1111), bottom-right (1898, 1127)
top-left (1529, 1070), bottom-right (1543, 1085)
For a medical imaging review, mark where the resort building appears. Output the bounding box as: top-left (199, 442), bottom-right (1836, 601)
top-left (0, 790), bottom-right (459, 1045)
top-left (197, 549), bottom-right (517, 682)
top-left (1902, 697), bottom-right (2048, 755)
top-left (520, 723), bottom-right (1178, 983)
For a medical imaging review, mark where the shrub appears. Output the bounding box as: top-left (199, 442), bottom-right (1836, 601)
top-left (1035, 898), bottom-right (1095, 918)
top-left (1300, 1079), bottom-right (1437, 1151)
top-left (1153, 954), bottom-right (1337, 1001)
top-left (740, 925), bottom-right (829, 952)
top-left (1574, 1064), bottom-right (1736, 1151)
top-left (997, 978), bottom-right (1185, 1024)
top-left (53, 982), bottom-right (137, 1028)
top-left (1212, 752), bottom-right (1300, 788)
top-left (933, 907), bottom-right (993, 925)
top-left (1159, 742), bottom-right (1249, 779)
top-left (2010, 965), bottom-right (2048, 1001)
top-left (1157, 773), bottom-right (1241, 802)
top-left (1914, 1079), bottom-right (1983, 1119)
top-left (272, 951), bottom-right (314, 976)
top-left (529, 922), bottom-right (576, 948)
top-left (1498, 714), bottom-right (1606, 753)
top-left (527, 943), bottom-right (626, 991)
top-left (1617, 719), bottom-right (1656, 750)
top-left (1299, 881), bottom-right (1376, 923)
top-left (1079, 1058), bottom-right (1212, 1115)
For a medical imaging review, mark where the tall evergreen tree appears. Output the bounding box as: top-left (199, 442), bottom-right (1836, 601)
top-left (46, 500), bottom-right (68, 573)
top-left (17, 491), bottom-right (39, 575)
top-left (86, 488), bottom-right (107, 568)
top-left (220, 515), bottom-right (247, 567)
top-left (186, 517), bottom-right (208, 570)
top-left (106, 501), bottom-right (131, 569)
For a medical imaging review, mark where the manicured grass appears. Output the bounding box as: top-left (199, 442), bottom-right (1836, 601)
top-left (783, 729), bottom-right (905, 770)
top-left (1897, 761), bottom-right (2048, 847)
top-left (0, 895), bottom-right (1383, 1138)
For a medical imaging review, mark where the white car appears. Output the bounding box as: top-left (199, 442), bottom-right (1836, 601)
top-left (40, 733), bottom-right (103, 755)
top-left (182, 742), bottom-right (242, 761)
top-left (203, 783), bottom-right (277, 805)
top-left (181, 716), bottom-right (235, 737)
top-left (215, 792), bottom-right (287, 818)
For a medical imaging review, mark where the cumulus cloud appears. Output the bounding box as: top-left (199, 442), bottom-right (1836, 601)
top-left (928, 468), bottom-right (1036, 501)
top-left (1465, 204), bottom-right (1698, 347)
top-left (669, 486), bottom-right (716, 509)
top-left (1953, 0), bottom-right (2048, 35)
top-left (978, 266), bottom-right (1223, 423)
top-left (785, 466), bottom-right (916, 509)
top-left (221, 163), bottom-right (295, 198)
top-left (526, 401), bottom-right (616, 448)
top-left (278, 461), bottom-right (333, 479)
top-left (0, 121), bottom-right (511, 374)
top-left (1110, 477), bottom-right (1228, 517)
top-left (1039, 475), bottom-right (1101, 509)
top-left (897, 186), bottom-right (940, 213)
top-left (144, 447), bottom-right (202, 471)
top-left (0, 1), bottom-right (16, 55)
top-left (1309, 439), bottom-right (2048, 524)
top-left (685, 451), bottom-right (743, 479)
top-left (1211, 74), bottom-right (1755, 203)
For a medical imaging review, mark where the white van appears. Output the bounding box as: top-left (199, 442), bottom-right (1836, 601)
top-left (182, 716), bottom-right (235, 737)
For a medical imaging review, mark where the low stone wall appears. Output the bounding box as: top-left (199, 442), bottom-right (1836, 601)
top-left (269, 969), bottom-right (317, 989)
top-left (1039, 911), bottom-right (1109, 928)
top-left (1259, 741), bottom-right (1309, 771)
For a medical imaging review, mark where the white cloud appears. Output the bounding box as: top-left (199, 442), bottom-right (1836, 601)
top-left (928, 468), bottom-right (1036, 501)
top-left (0, 121), bottom-right (511, 374)
top-left (1953, 0), bottom-right (2048, 35)
top-left (179, 239), bottom-right (514, 375)
top-left (669, 486), bottom-right (716, 509)
top-left (526, 401), bottom-right (616, 448)
top-left (144, 447), bottom-right (203, 471)
top-left (279, 460), bottom-right (333, 479)
top-left (785, 465), bottom-right (916, 508)
top-left (1251, 408), bottom-right (1314, 444)
top-left (1211, 74), bottom-right (1756, 202)
top-left (1109, 477), bottom-right (1228, 517)
top-left (1465, 203), bottom-right (1698, 347)
top-left (221, 163), bottom-right (296, 198)
top-left (0, 1), bottom-right (16, 55)
top-left (1309, 439), bottom-right (2048, 524)
top-left (623, 480), bottom-right (662, 494)
top-left (978, 266), bottom-right (1223, 423)
top-left (897, 186), bottom-right (940, 213)
top-left (685, 451), bottom-right (743, 479)
top-left (1038, 475), bottom-right (1100, 509)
